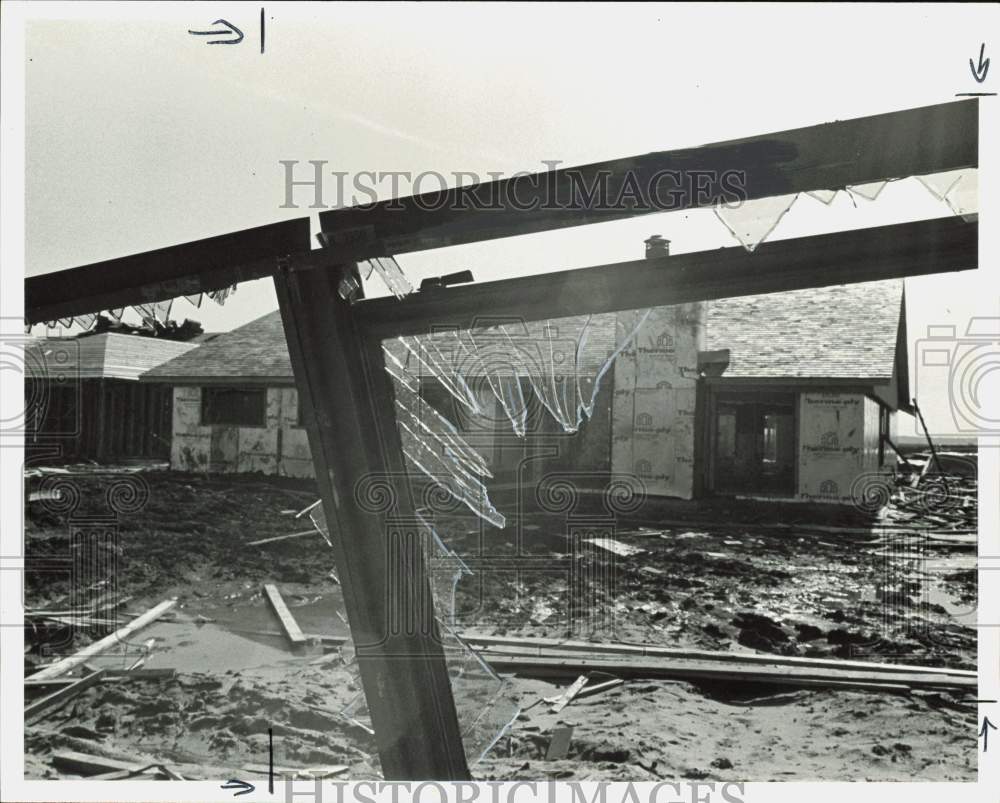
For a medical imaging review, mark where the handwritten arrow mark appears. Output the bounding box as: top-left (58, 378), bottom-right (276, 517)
top-left (970, 43), bottom-right (990, 83)
top-left (188, 19), bottom-right (244, 45)
top-left (979, 716), bottom-right (997, 752)
top-left (221, 778), bottom-right (256, 796)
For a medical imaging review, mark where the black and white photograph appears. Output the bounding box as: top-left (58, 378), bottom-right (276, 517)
top-left (1, 3), bottom-right (997, 802)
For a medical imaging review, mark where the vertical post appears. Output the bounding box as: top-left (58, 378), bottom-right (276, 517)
top-left (273, 256), bottom-right (470, 780)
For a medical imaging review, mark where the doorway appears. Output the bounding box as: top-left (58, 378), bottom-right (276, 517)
top-left (712, 391), bottom-right (796, 496)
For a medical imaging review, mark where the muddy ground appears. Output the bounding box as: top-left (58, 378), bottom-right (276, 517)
top-left (23, 470), bottom-right (978, 782)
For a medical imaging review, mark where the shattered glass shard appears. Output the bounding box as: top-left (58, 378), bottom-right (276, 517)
top-left (806, 189), bottom-right (837, 205)
top-left (208, 285), bottom-right (237, 305)
top-left (944, 170), bottom-right (978, 219)
top-left (577, 310), bottom-right (651, 421)
top-left (916, 170), bottom-right (967, 201)
top-left (134, 299), bottom-right (173, 325)
top-left (464, 327), bottom-right (529, 437)
top-left (396, 388), bottom-right (491, 480)
top-left (714, 194), bottom-right (798, 252)
top-left (401, 436), bottom-right (506, 529)
top-left (382, 345), bottom-right (419, 392)
top-left (75, 313), bottom-right (97, 331)
top-left (846, 181), bottom-right (888, 202)
top-left (397, 335), bottom-right (481, 415)
top-left (362, 255), bottom-right (413, 299)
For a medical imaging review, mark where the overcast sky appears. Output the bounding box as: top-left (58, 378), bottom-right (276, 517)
top-left (17, 3), bottom-right (1000, 437)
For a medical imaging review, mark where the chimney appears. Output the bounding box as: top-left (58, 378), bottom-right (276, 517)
top-left (644, 235), bottom-right (670, 259)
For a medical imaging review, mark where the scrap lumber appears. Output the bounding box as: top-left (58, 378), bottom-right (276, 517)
top-left (90, 763), bottom-right (185, 780)
top-left (575, 678), bottom-right (625, 700)
top-left (263, 584), bottom-right (308, 645)
top-left (25, 669), bottom-right (105, 723)
top-left (483, 654), bottom-right (975, 692)
top-left (29, 599), bottom-right (177, 681)
top-left (248, 529), bottom-right (321, 546)
top-left (463, 634), bottom-right (976, 680)
top-left (51, 751), bottom-right (167, 778)
top-left (547, 674), bottom-right (590, 713)
top-left (583, 538), bottom-right (645, 558)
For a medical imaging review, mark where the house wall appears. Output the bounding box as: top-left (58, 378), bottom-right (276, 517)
top-left (797, 392), bottom-right (884, 503)
top-left (170, 386), bottom-right (313, 477)
top-left (611, 303), bottom-right (703, 498)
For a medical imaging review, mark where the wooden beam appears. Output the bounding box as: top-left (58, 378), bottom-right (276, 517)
top-left (358, 216), bottom-right (977, 338)
top-left (273, 260), bottom-right (470, 780)
top-left (29, 599), bottom-right (177, 681)
top-left (466, 634), bottom-right (976, 678)
top-left (263, 584), bottom-right (308, 645)
top-left (318, 100), bottom-right (978, 261)
top-left (483, 654), bottom-right (976, 692)
top-left (25, 218), bottom-right (311, 324)
top-left (25, 668), bottom-right (105, 723)
top-left (24, 101), bottom-right (977, 324)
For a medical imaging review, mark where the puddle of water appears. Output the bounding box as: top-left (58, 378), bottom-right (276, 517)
top-left (84, 595), bottom-right (351, 674)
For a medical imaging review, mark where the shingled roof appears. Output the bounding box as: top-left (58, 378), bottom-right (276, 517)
top-left (141, 279), bottom-right (905, 385)
top-left (25, 332), bottom-right (198, 382)
top-left (706, 279), bottom-right (904, 380)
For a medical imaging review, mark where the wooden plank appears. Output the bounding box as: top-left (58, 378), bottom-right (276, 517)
top-left (483, 654), bottom-right (976, 691)
top-left (575, 678), bottom-right (625, 700)
top-left (263, 584), bottom-right (308, 645)
top-left (248, 529), bottom-right (322, 546)
top-left (548, 674), bottom-right (590, 713)
top-left (25, 218), bottom-right (311, 324)
top-left (357, 217), bottom-right (977, 338)
top-left (29, 599), bottom-right (177, 681)
top-left (25, 668), bottom-right (105, 723)
top-left (318, 100), bottom-right (978, 262)
top-left (583, 538), bottom-right (645, 558)
top-left (273, 261), bottom-right (469, 780)
top-left (51, 751), bottom-right (149, 777)
top-left (465, 635), bottom-right (975, 678)
top-left (25, 102), bottom-right (976, 325)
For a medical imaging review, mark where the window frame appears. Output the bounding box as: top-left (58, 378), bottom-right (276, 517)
top-left (200, 385), bottom-right (268, 428)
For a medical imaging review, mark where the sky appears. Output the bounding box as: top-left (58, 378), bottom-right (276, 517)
top-left (15, 2), bottom-right (1000, 439)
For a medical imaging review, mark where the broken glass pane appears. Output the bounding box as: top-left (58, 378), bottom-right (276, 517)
top-left (362, 255), bottom-right (413, 299)
top-left (714, 193), bottom-right (798, 252)
top-left (464, 326), bottom-right (530, 437)
top-left (208, 285), bottom-right (237, 305)
top-left (916, 170), bottom-right (966, 201)
top-left (945, 170), bottom-right (978, 219)
top-left (806, 189), bottom-right (837, 205)
top-left (846, 180), bottom-right (888, 202)
top-left (577, 310), bottom-right (652, 421)
top-left (134, 299), bottom-right (173, 325)
top-left (397, 335), bottom-right (482, 416)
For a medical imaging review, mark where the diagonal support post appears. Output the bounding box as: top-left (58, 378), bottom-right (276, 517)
top-left (273, 255), bottom-right (470, 780)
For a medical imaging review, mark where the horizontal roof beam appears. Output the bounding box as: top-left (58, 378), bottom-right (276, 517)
top-left (318, 100), bottom-right (978, 262)
top-left (25, 218), bottom-right (312, 325)
top-left (357, 216), bottom-right (977, 339)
